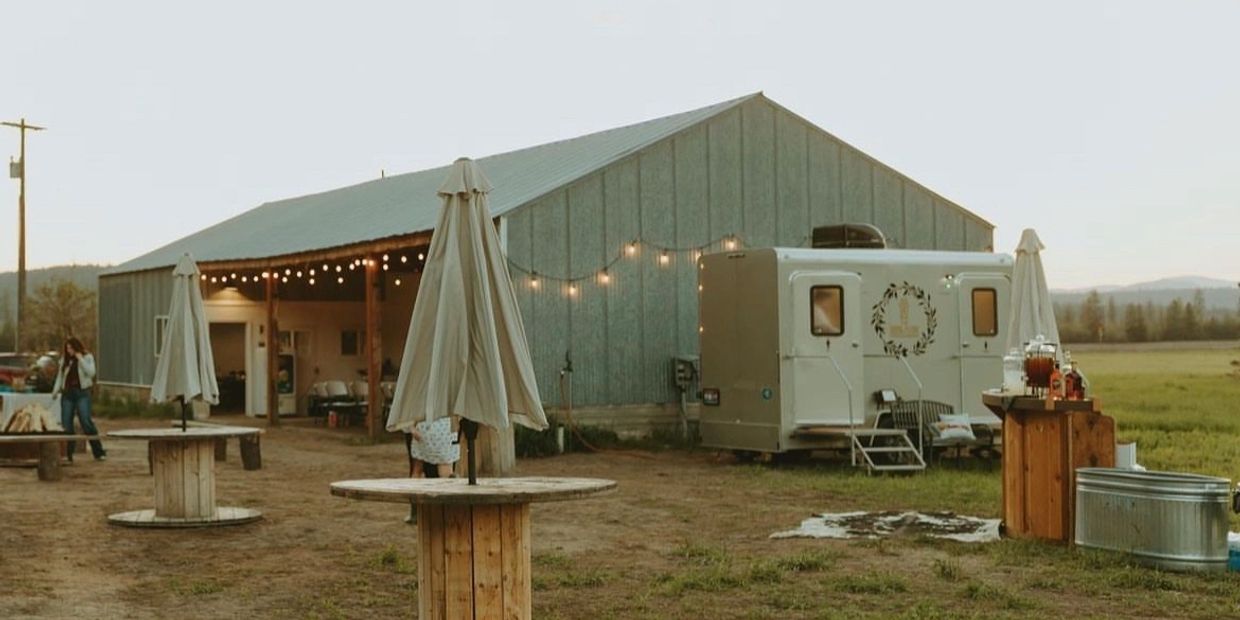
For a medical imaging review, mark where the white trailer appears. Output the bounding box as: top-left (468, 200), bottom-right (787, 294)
top-left (697, 248), bottom-right (1012, 469)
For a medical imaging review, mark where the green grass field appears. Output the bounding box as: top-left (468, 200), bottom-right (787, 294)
top-left (1075, 346), bottom-right (1240, 483)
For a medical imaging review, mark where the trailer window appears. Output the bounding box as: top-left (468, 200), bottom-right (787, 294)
top-left (810, 286), bottom-right (844, 336)
top-left (972, 288), bottom-right (998, 336)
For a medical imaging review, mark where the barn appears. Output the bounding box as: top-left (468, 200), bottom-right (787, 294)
top-left (97, 92), bottom-right (993, 434)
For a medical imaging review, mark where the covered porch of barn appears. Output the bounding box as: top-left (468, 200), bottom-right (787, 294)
top-left (195, 231), bottom-right (434, 437)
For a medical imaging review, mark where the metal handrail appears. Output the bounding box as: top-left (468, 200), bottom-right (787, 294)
top-left (824, 353), bottom-right (857, 465)
top-left (895, 355), bottom-right (925, 456)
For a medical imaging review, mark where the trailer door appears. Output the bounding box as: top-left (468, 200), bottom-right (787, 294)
top-left (957, 274), bottom-right (1008, 420)
top-left (787, 272), bottom-right (864, 427)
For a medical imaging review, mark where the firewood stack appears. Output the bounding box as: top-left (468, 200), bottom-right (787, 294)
top-left (2, 403), bottom-right (64, 433)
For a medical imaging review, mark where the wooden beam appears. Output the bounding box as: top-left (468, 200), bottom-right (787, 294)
top-left (265, 276), bottom-right (280, 427)
top-left (365, 257), bottom-right (383, 439)
top-left (197, 232), bottom-right (434, 273)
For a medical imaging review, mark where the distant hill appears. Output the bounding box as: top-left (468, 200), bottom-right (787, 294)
top-left (1052, 287), bottom-right (1240, 312)
top-left (0, 264), bottom-right (108, 318)
top-left (1055, 275), bottom-right (1236, 295)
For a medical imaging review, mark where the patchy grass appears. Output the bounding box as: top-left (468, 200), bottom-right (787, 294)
top-left (832, 571), bottom-right (908, 594)
top-left (932, 558), bottom-right (963, 581)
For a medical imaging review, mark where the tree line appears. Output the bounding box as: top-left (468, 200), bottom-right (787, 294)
top-left (1056, 290), bottom-right (1240, 343)
top-left (0, 278), bottom-right (97, 353)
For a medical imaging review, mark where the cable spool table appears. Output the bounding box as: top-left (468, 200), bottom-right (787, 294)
top-left (331, 477), bottom-right (616, 619)
top-left (107, 427), bottom-right (264, 528)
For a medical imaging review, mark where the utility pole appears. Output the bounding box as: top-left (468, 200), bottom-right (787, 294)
top-left (3, 118), bottom-right (46, 352)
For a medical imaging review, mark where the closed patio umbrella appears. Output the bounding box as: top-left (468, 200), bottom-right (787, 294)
top-left (1006, 228), bottom-right (1062, 358)
top-left (151, 253), bottom-right (219, 430)
top-left (387, 158), bottom-right (548, 483)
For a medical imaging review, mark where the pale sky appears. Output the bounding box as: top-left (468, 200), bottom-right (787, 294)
top-left (4, 0), bottom-right (1239, 289)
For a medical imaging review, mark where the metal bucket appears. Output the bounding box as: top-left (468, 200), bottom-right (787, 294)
top-left (1075, 467), bottom-right (1231, 572)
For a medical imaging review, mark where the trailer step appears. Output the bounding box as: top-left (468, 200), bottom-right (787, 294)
top-left (867, 464), bottom-right (926, 472)
top-left (846, 427), bottom-right (926, 473)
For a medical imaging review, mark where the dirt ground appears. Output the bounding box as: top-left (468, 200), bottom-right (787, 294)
top-left (1, 415), bottom-right (1233, 620)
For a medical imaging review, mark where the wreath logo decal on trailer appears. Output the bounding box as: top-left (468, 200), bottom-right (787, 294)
top-left (870, 281), bottom-right (937, 357)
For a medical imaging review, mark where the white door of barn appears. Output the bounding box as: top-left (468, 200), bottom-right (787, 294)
top-left (787, 272), bottom-right (864, 427)
top-left (956, 274), bottom-right (1009, 420)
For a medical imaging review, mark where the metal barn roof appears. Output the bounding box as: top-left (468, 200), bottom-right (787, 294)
top-left (107, 93), bottom-right (986, 275)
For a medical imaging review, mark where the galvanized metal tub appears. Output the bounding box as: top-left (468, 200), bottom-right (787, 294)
top-left (1075, 467), bottom-right (1231, 572)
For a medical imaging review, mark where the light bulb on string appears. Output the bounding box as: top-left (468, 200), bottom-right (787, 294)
top-left (567, 284), bottom-right (578, 298)
top-left (199, 274), bottom-right (206, 281)
top-left (394, 278), bottom-right (402, 286)
top-left (400, 255), bottom-right (408, 263)
top-left (335, 265), bottom-right (342, 273)
top-left (382, 254), bottom-right (389, 262)
top-left (598, 269), bottom-right (611, 285)
top-left (724, 236), bottom-right (738, 251)
top-left (210, 276), bottom-right (218, 283)
top-left (309, 277), bottom-right (316, 285)
top-left (625, 241), bottom-right (638, 257)
top-left (241, 276), bottom-right (248, 283)
top-left (382, 264), bottom-right (389, 271)
top-left (261, 272), bottom-right (269, 279)
top-left (418, 252), bottom-right (425, 261)
top-left (529, 273), bottom-right (540, 290)
top-left (230, 272), bottom-right (238, 280)
top-left (322, 264), bottom-right (329, 272)
top-left (282, 276), bottom-right (288, 283)
top-left (658, 251), bottom-right (670, 267)
top-left (337, 276), bottom-right (344, 284)
top-left (296, 270), bottom-right (303, 278)
top-left (349, 263), bottom-right (356, 271)
top-left (284, 268), bottom-right (291, 276)
top-left (309, 268), bottom-right (316, 276)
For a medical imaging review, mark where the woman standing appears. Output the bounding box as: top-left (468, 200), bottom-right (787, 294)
top-left (52, 337), bottom-right (106, 462)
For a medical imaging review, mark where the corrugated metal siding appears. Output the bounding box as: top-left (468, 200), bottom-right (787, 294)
top-left (775, 112), bottom-right (809, 246)
top-left (511, 97), bottom-right (994, 407)
top-left (675, 125), bottom-right (709, 363)
top-left (639, 141), bottom-right (678, 405)
top-left (97, 270), bottom-right (173, 385)
top-left (567, 175), bottom-right (607, 405)
top-left (97, 276), bottom-right (132, 383)
top-left (602, 159), bottom-right (643, 405)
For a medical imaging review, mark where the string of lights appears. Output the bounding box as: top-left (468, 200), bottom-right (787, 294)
top-left (193, 231), bottom-right (796, 299)
top-left (503, 234), bottom-right (745, 296)
top-left (198, 250), bottom-right (429, 288)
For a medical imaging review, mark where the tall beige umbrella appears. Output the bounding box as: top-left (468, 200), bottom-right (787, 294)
top-left (1006, 228), bottom-right (1063, 359)
top-left (387, 158), bottom-right (548, 483)
top-left (151, 253), bottom-right (219, 430)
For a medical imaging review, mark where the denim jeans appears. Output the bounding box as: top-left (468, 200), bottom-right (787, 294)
top-left (60, 388), bottom-right (105, 459)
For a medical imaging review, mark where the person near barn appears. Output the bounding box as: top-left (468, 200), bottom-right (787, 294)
top-left (52, 337), bottom-right (107, 462)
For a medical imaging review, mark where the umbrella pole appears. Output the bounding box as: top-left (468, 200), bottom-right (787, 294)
top-left (461, 419), bottom-right (480, 485)
top-left (181, 397), bottom-right (188, 432)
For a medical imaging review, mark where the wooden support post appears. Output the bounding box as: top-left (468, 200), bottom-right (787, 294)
top-left (37, 442), bottom-right (62, 481)
top-left (266, 275), bottom-right (280, 427)
top-left (365, 257), bottom-right (383, 439)
top-left (456, 424), bottom-right (516, 479)
top-left (240, 435), bottom-right (262, 471)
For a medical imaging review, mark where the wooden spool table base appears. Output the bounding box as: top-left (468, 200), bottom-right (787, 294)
top-left (331, 477), bottom-right (616, 620)
top-left (108, 427), bottom-right (264, 529)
